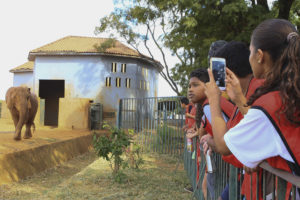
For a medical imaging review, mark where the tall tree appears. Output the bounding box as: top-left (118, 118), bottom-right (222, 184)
top-left (95, 0), bottom-right (298, 95)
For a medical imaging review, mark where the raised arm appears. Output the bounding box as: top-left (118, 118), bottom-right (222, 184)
top-left (225, 68), bottom-right (249, 115)
top-left (204, 69), bottom-right (231, 155)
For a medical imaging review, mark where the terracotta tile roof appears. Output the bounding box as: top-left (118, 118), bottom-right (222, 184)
top-left (29, 36), bottom-right (143, 59)
top-left (10, 36), bottom-right (163, 73)
top-left (10, 61), bottom-right (34, 73)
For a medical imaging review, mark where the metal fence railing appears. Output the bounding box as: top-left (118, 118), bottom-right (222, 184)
top-left (117, 96), bottom-right (185, 155)
top-left (184, 136), bottom-right (300, 200)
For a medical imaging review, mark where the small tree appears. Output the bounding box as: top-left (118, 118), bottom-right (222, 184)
top-left (93, 124), bottom-right (131, 175)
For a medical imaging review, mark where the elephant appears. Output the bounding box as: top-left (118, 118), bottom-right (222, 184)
top-left (5, 86), bottom-right (38, 140)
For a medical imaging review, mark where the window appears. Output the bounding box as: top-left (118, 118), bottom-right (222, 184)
top-left (147, 81), bottom-right (150, 91)
top-left (111, 62), bottom-right (117, 72)
top-left (125, 78), bottom-right (131, 88)
top-left (140, 80), bottom-right (143, 89)
top-left (116, 77), bottom-right (121, 87)
top-left (105, 77), bottom-right (111, 87)
top-left (144, 80), bottom-right (146, 90)
top-left (121, 64), bottom-right (126, 73)
top-left (141, 67), bottom-right (144, 75)
top-left (145, 69), bottom-right (148, 78)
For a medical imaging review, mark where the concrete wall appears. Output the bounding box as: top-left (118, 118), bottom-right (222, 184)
top-left (58, 98), bottom-right (90, 129)
top-left (13, 72), bottom-right (34, 90)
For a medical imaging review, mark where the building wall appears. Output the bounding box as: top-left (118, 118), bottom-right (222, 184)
top-left (33, 55), bottom-right (159, 128)
top-left (58, 98), bottom-right (90, 129)
top-left (34, 55), bottom-right (159, 112)
top-left (13, 72), bottom-right (34, 90)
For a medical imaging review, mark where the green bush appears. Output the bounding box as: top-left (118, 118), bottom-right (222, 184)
top-left (93, 123), bottom-right (144, 183)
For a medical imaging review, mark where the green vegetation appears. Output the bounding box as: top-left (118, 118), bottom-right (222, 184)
top-left (95, 0), bottom-right (299, 95)
top-left (93, 124), bottom-right (144, 183)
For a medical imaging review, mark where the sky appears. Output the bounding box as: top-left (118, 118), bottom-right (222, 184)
top-left (0, 0), bottom-right (177, 100)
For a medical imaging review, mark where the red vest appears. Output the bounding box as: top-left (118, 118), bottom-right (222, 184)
top-left (186, 104), bottom-right (196, 129)
top-left (202, 96), bottom-right (235, 136)
top-left (243, 91), bottom-right (300, 200)
top-left (223, 78), bottom-right (264, 168)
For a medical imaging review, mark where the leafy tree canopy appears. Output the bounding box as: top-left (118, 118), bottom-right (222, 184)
top-left (95, 0), bottom-right (298, 95)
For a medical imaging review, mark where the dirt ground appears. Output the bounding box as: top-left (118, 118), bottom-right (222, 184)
top-left (0, 151), bottom-right (191, 200)
top-left (0, 117), bottom-right (107, 185)
top-left (0, 118), bottom-right (191, 200)
top-left (0, 118), bottom-right (94, 154)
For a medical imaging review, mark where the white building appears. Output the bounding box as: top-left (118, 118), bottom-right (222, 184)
top-left (10, 36), bottom-right (162, 129)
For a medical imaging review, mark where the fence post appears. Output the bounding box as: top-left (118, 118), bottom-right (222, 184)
top-left (40, 99), bottom-right (45, 126)
top-left (229, 165), bottom-right (238, 199)
top-left (117, 99), bottom-right (122, 129)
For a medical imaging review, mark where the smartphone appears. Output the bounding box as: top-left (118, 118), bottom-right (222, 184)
top-left (210, 57), bottom-right (226, 90)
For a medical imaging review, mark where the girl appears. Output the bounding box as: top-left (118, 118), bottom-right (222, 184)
top-left (205, 19), bottom-right (300, 199)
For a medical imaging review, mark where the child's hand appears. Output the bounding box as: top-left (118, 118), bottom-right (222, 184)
top-left (182, 125), bottom-right (188, 131)
top-left (225, 68), bottom-right (244, 104)
top-left (200, 134), bottom-right (212, 144)
top-left (204, 69), bottom-right (221, 104)
top-left (186, 132), bottom-right (194, 139)
top-left (243, 165), bottom-right (259, 174)
top-left (186, 128), bottom-right (196, 138)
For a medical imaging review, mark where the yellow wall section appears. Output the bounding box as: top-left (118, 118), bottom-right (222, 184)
top-left (58, 98), bottom-right (90, 129)
top-left (1, 101), bottom-right (10, 119)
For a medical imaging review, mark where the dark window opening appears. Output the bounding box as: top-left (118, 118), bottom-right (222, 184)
top-left (111, 62), bottom-right (117, 72)
top-left (125, 78), bottom-right (131, 88)
top-left (39, 80), bottom-right (65, 126)
top-left (121, 64), bottom-right (126, 73)
top-left (116, 77), bottom-right (121, 87)
top-left (106, 77), bottom-right (111, 87)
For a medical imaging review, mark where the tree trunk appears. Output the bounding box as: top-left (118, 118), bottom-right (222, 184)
top-left (257, 0), bottom-right (269, 11)
top-left (278, 0), bottom-right (295, 20)
top-left (114, 159), bottom-right (120, 174)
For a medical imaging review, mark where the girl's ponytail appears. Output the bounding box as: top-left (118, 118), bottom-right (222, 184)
top-left (278, 32), bottom-right (300, 125)
top-left (247, 19), bottom-right (300, 125)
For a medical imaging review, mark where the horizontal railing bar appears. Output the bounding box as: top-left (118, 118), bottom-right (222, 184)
top-left (121, 96), bottom-right (184, 100)
top-left (259, 161), bottom-right (300, 187)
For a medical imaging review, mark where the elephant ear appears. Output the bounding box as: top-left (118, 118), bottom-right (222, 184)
top-left (27, 97), bottom-right (32, 109)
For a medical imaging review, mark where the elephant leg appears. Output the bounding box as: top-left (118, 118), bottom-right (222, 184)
top-left (14, 123), bottom-right (23, 140)
top-left (10, 109), bottom-right (19, 128)
top-left (10, 108), bottom-right (21, 140)
top-left (24, 123), bottom-right (32, 139)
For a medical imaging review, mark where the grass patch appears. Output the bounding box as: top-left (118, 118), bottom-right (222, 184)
top-left (0, 152), bottom-right (191, 200)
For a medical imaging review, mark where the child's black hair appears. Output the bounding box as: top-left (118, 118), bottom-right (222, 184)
top-left (215, 41), bottom-right (252, 78)
top-left (189, 68), bottom-right (209, 130)
top-left (208, 40), bottom-right (228, 59)
top-left (189, 68), bottom-right (209, 83)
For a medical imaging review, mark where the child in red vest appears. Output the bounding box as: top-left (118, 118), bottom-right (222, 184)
top-left (201, 41), bottom-right (264, 199)
top-left (205, 19), bottom-right (300, 200)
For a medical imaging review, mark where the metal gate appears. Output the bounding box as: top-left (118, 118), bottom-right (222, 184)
top-left (117, 96), bottom-right (185, 155)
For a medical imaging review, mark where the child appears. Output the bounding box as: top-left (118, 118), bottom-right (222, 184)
top-left (203, 41), bottom-right (265, 200)
top-left (205, 19), bottom-right (300, 200)
top-left (186, 68), bottom-right (210, 198)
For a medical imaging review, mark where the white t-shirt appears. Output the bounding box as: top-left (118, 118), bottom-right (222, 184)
top-left (224, 108), bottom-right (294, 168)
top-left (203, 105), bottom-right (229, 124)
